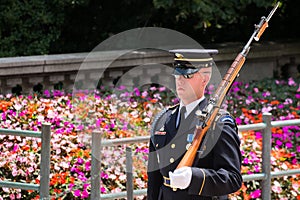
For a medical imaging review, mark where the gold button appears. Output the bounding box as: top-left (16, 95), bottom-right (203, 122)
top-left (170, 158), bottom-right (174, 163)
top-left (171, 144), bottom-right (176, 149)
top-left (156, 144), bottom-right (159, 148)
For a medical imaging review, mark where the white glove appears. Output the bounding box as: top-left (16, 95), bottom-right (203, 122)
top-left (169, 166), bottom-right (192, 189)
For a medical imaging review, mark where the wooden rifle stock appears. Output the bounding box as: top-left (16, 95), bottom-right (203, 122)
top-left (176, 2), bottom-right (280, 169)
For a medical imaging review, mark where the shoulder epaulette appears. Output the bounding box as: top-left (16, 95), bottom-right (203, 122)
top-left (167, 103), bottom-right (179, 110)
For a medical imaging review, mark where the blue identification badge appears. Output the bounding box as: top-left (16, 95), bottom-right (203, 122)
top-left (186, 134), bottom-right (194, 150)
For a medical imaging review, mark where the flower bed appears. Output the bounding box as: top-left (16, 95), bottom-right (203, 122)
top-left (0, 78), bottom-right (299, 199)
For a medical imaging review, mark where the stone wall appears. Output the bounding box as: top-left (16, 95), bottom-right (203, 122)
top-left (0, 41), bottom-right (299, 94)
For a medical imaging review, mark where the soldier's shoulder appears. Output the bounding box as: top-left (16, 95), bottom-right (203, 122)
top-left (217, 109), bottom-right (235, 124)
top-left (151, 104), bottom-right (179, 135)
top-left (154, 104), bottom-right (178, 121)
top-left (167, 103), bottom-right (179, 110)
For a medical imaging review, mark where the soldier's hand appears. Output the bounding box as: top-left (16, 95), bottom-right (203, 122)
top-left (169, 166), bottom-right (192, 189)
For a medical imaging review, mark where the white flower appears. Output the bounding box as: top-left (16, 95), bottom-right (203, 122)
top-left (143, 117), bottom-right (150, 123)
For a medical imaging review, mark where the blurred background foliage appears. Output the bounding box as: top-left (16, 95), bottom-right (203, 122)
top-left (0, 0), bottom-right (298, 57)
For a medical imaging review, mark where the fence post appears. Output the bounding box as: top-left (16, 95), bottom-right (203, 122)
top-left (262, 113), bottom-right (272, 200)
top-left (91, 131), bottom-right (102, 199)
top-left (126, 147), bottom-right (133, 200)
top-left (40, 123), bottom-right (51, 200)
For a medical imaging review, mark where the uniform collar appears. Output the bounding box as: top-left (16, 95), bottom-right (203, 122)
top-left (179, 96), bottom-right (205, 118)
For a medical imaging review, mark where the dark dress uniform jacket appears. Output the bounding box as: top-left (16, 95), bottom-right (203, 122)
top-left (147, 98), bottom-right (242, 200)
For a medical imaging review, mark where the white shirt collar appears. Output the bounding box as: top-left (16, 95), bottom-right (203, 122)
top-left (179, 96), bottom-right (205, 118)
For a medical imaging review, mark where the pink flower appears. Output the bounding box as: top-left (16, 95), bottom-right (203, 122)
top-left (16, 193), bottom-right (21, 199)
top-left (12, 168), bottom-right (18, 177)
top-left (278, 104), bottom-right (284, 109)
top-left (101, 186), bottom-right (106, 193)
top-left (85, 161), bottom-right (91, 171)
top-left (235, 117), bottom-right (242, 125)
top-left (82, 190), bottom-right (89, 198)
top-left (288, 77), bottom-right (296, 86)
top-left (272, 181), bottom-right (282, 193)
top-left (69, 183), bottom-right (75, 190)
top-left (77, 157), bottom-right (84, 165)
top-left (9, 194), bottom-right (15, 200)
top-left (286, 142), bottom-right (293, 149)
top-left (74, 189), bottom-right (81, 197)
top-left (250, 189), bottom-right (261, 198)
top-left (262, 91), bottom-right (270, 97)
top-left (2, 112), bottom-right (6, 120)
top-left (13, 144), bottom-right (19, 152)
top-left (276, 140), bottom-right (282, 147)
top-left (159, 87), bottom-right (166, 92)
top-left (101, 172), bottom-right (109, 179)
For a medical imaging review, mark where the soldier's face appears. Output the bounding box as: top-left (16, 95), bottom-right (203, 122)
top-left (175, 68), bottom-right (211, 105)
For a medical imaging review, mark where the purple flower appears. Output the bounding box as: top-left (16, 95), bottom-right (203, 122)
top-left (83, 183), bottom-right (90, 189)
top-left (2, 112), bottom-right (6, 120)
top-left (254, 165), bottom-right (260, 172)
top-left (77, 124), bottom-right (84, 131)
top-left (159, 87), bottom-right (166, 92)
top-left (117, 85), bottom-right (126, 90)
top-left (85, 161), bottom-right (91, 171)
top-left (233, 87), bottom-right (240, 93)
top-left (255, 132), bottom-right (262, 140)
top-left (134, 88), bottom-right (140, 96)
top-left (82, 189), bottom-right (89, 198)
top-left (142, 91), bottom-right (148, 98)
top-left (295, 94), bottom-right (300, 99)
top-left (288, 78), bottom-right (296, 86)
top-left (96, 118), bottom-right (102, 127)
top-left (101, 186), bottom-right (106, 193)
top-left (250, 189), bottom-right (261, 198)
top-left (101, 172), bottom-right (109, 179)
top-left (286, 142), bottom-right (293, 149)
top-left (74, 190), bottom-right (81, 197)
top-left (44, 90), bottom-right (51, 97)
top-left (13, 144), bottom-right (19, 152)
top-left (68, 183), bottom-right (75, 190)
top-left (262, 91), bottom-right (270, 97)
top-left (235, 117), bottom-right (242, 125)
top-left (292, 158), bottom-right (297, 165)
top-left (77, 158), bottom-right (84, 165)
top-left (278, 104), bottom-right (284, 109)
top-left (276, 140), bottom-right (282, 147)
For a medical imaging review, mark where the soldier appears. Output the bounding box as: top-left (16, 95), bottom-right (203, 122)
top-left (147, 49), bottom-right (242, 200)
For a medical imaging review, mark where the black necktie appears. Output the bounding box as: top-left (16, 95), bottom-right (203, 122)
top-left (177, 106), bottom-right (186, 128)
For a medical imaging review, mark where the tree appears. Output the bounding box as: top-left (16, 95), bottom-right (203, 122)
top-left (0, 0), bottom-right (84, 57)
top-left (0, 0), bottom-right (298, 57)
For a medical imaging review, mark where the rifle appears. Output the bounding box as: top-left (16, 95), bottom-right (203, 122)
top-left (176, 2), bottom-right (280, 169)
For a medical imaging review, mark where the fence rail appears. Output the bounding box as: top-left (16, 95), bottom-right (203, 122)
top-left (92, 113), bottom-right (300, 200)
top-left (0, 124), bottom-right (51, 200)
top-left (0, 114), bottom-right (298, 199)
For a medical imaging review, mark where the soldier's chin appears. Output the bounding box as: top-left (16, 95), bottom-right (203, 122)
top-left (176, 88), bottom-right (185, 96)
